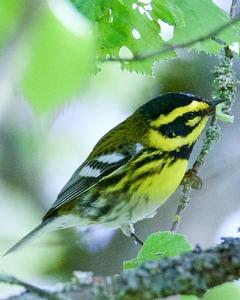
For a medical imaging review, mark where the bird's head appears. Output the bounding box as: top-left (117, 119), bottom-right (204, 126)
top-left (137, 93), bottom-right (221, 151)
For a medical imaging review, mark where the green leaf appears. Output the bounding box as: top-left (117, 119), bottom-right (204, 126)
top-left (72, 0), bottom-right (107, 22)
top-left (179, 271), bottom-right (240, 300)
top-left (73, 0), bottom-right (175, 75)
top-left (123, 258), bottom-right (138, 270)
top-left (169, 0), bottom-right (240, 54)
top-left (202, 283), bottom-right (240, 300)
top-left (138, 231), bottom-right (191, 264)
top-left (21, 1), bottom-right (95, 113)
top-left (0, 0), bottom-right (25, 48)
top-left (181, 296), bottom-right (198, 300)
top-left (124, 231), bottom-right (191, 269)
top-left (119, 1), bottom-right (175, 74)
top-left (152, 0), bottom-right (185, 27)
top-left (73, 0), bottom-right (240, 74)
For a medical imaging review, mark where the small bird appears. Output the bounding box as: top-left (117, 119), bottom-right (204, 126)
top-left (5, 93), bottom-right (220, 255)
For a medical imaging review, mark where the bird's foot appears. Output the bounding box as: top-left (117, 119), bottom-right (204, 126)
top-left (121, 224), bottom-right (144, 246)
top-left (181, 169), bottom-right (202, 189)
top-left (130, 232), bottom-right (144, 246)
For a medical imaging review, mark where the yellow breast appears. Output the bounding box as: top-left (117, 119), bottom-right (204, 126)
top-left (134, 158), bottom-right (188, 201)
top-left (129, 158), bottom-right (188, 223)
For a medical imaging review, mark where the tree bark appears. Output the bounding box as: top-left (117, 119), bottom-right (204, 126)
top-left (2, 237), bottom-right (240, 300)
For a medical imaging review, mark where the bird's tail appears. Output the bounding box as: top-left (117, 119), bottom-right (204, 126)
top-left (4, 219), bottom-right (52, 256)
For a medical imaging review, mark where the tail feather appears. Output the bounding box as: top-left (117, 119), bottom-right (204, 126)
top-left (4, 215), bottom-right (82, 256)
top-left (4, 220), bottom-right (50, 256)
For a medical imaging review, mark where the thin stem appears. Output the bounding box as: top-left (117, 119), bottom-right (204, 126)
top-left (230, 0), bottom-right (240, 18)
top-left (171, 182), bottom-right (192, 232)
top-left (170, 0), bottom-right (238, 232)
top-left (0, 274), bottom-right (63, 300)
top-left (103, 16), bottom-right (240, 63)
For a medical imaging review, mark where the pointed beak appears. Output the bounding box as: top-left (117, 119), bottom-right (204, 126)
top-left (210, 99), bottom-right (227, 106)
top-left (207, 99), bottom-right (226, 115)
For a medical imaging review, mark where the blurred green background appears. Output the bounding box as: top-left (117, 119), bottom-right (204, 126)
top-left (0, 0), bottom-right (240, 298)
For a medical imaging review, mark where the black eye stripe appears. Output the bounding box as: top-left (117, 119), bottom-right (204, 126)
top-left (182, 111), bottom-right (203, 119)
top-left (157, 111), bottom-right (203, 138)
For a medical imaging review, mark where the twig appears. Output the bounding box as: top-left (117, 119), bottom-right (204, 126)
top-left (102, 16), bottom-right (240, 63)
top-left (0, 274), bottom-right (62, 300)
top-left (170, 0), bottom-right (239, 232)
top-left (171, 182), bottom-right (192, 232)
top-left (2, 237), bottom-right (240, 300)
top-left (230, 0), bottom-right (240, 18)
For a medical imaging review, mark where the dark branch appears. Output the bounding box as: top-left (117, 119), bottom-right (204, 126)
top-left (103, 16), bottom-right (240, 63)
top-left (2, 237), bottom-right (240, 300)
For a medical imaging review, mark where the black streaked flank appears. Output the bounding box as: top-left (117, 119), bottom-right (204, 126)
top-left (171, 144), bottom-right (194, 160)
top-left (131, 145), bottom-right (194, 172)
top-left (127, 145), bottom-right (193, 184)
top-left (97, 145), bottom-right (194, 196)
top-left (132, 151), bottom-right (165, 171)
top-left (86, 203), bottom-right (113, 222)
top-left (138, 93), bottom-right (205, 120)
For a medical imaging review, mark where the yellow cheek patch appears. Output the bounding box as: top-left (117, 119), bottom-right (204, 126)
top-left (148, 117), bottom-right (208, 151)
top-left (150, 101), bottom-right (209, 127)
top-left (186, 116), bottom-right (201, 127)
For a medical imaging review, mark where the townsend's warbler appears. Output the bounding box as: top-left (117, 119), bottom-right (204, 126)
top-left (5, 93), bottom-right (220, 254)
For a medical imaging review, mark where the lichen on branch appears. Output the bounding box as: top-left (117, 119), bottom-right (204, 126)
top-left (1, 237), bottom-right (240, 300)
top-left (170, 1), bottom-right (239, 231)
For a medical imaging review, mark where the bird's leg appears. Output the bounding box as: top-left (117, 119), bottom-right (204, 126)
top-left (181, 168), bottom-right (202, 190)
top-left (130, 232), bottom-right (144, 246)
top-left (121, 224), bottom-right (144, 246)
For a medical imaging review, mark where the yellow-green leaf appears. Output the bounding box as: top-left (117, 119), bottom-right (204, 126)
top-left (203, 283), bottom-right (240, 300)
top-left (21, 0), bottom-right (95, 113)
top-left (0, 0), bottom-right (25, 48)
top-left (124, 231), bottom-right (191, 270)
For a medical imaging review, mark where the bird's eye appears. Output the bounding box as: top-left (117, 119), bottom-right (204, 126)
top-left (188, 112), bottom-right (195, 119)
